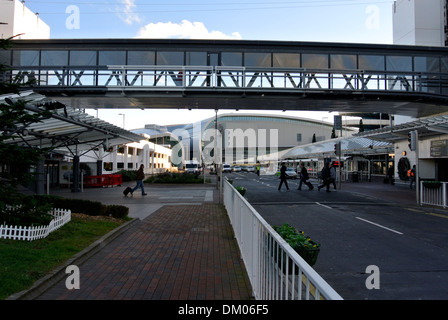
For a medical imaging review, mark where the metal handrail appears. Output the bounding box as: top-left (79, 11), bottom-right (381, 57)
top-left (223, 179), bottom-right (343, 300)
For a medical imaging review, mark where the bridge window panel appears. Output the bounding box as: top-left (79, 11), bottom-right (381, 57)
top-left (221, 52), bottom-right (242, 66)
top-left (186, 52), bottom-right (207, 66)
top-left (386, 56), bottom-right (412, 72)
top-left (156, 51), bottom-right (184, 65)
top-left (41, 50), bottom-right (68, 66)
top-left (244, 53), bottom-right (271, 67)
top-left (358, 55), bottom-right (385, 71)
top-left (414, 56), bottom-right (439, 73)
top-left (127, 51), bottom-right (155, 65)
top-left (302, 54), bottom-right (328, 69)
top-left (330, 54), bottom-right (357, 70)
top-left (386, 56), bottom-right (413, 92)
top-left (69, 51), bottom-right (97, 66)
top-left (273, 53), bottom-right (300, 68)
top-left (12, 50), bottom-right (39, 66)
top-left (441, 57), bottom-right (448, 73)
top-left (98, 51), bottom-right (126, 65)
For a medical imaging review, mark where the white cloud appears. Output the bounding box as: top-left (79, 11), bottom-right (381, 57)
top-left (135, 20), bottom-right (242, 40)
top-left (118, 0), bottom-right (141, 25)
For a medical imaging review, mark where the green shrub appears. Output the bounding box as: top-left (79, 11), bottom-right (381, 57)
top-left (32, 195), bottom-right (104, 216)
top-left (0, 195), bottom-right (53, 227)
top-left (235, 186), bottom-right (246, 196)
top-left (2, 195), bottom-right (130, 226)
top-left (103, 204), bottom-right (129, 219)
top-left (145, 172), bottom-right (202, 184)
top-left (116, 169), bottom-right (137, 182)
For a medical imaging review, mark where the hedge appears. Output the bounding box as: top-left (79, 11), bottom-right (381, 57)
top-left (30, 195), bottom-right (129, 219)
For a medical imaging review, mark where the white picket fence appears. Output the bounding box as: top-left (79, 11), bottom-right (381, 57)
top-left (0, 208), bottom-right (71, 241)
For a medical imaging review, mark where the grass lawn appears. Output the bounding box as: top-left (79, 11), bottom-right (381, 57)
top-left (0, 214), bottom-right (125, 300)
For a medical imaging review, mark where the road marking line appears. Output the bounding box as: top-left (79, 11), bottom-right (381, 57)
top-left (315, 202), bottom-right (333, 210)
top-left (355, 217), bottom-right (403, 235)
top-left (425, 212), bottom-right (448, 219)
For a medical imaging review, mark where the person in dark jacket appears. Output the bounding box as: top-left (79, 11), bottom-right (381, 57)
top-left (132, 164), bottom-right (147, 196)
top-left (278, 163), bottom-right (290, 191)
top-left (298, 163), bottom-right (314, 190)
top-left (317, 163), bottom-right (331, 192)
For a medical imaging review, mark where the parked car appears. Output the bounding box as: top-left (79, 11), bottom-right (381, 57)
top-left (232, 166), bottom-right (242, 172)
top-left (275, 167), bottom-right (298, 179)
top-left (244, 166), bottom-right (255, 172)
top-left (223, 164), bottom-right (232, 173)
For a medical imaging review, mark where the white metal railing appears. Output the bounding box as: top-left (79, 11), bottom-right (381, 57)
top-left (0, 208), bottom-right (71, 241)
top-left (223, 180), bottom-right (343, 300)
top-left (420, 181), bottom-right (448, 208)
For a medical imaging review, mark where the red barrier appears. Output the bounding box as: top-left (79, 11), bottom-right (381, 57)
top-left (84, 174), bottom-right (122, 187)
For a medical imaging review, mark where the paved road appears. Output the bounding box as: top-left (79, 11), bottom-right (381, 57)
top-left (226, 171), bottom-right (448, 300)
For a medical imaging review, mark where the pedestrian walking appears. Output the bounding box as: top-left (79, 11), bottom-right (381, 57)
top-left (132, 164), bottom-right (147, 196)
top-left (297, 163), bottom-right (314, 190)
top-left (409, 165), bottom-right (416, 189)
top-left (317, 162), bottom-right (331, 192)
top-left (278, 162), bottom-right (290, 191)
top-left (329, 162), bottom-right (337, 190)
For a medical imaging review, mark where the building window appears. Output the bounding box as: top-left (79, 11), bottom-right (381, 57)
top-left (104, 162), bottom-right (112, 171)
top-left (297, 133), bottom-right (302, 142)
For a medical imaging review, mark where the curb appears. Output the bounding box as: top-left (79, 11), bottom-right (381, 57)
top-left (5, 218), bottom-right (140, 300)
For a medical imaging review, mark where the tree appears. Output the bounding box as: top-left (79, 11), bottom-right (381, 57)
top-left (331, 128), bottom-right (337, 139)
top-left (0, 36), bottom-right (51, 212)
top-left (359, 119), bottom-right (365, 132)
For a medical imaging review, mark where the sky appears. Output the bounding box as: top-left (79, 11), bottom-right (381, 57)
top-left (22, 0), bottom-right (395, 130)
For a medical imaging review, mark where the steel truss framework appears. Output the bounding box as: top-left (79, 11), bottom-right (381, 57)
top-left (2, 39), bottom-right (448, 117)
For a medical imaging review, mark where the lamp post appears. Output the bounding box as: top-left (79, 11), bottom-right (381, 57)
top-left (118, 113), bottom-right (125, 129)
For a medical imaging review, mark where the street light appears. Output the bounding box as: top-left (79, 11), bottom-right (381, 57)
top-left (118, 113), bottom-right (125, 129)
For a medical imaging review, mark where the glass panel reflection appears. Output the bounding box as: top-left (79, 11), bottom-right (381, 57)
top-left (302, 54), bottom-right (328, 69)
top-left (359, 55), bottom-right (385, 70)
top-left (273, 53), bottom-right (300, 68)
top-left (186, 52), bottom-right (207, 66)
top-left (244, 52), bottom-right (271, 67)
top-left (98, 51), bottom-right (126, 65)
top-left (414, 56), bottom-right (440, 73)
top-left (330, 54), bottom-right (356, 69)
top-left (386, 56), bottom-right (412, 71)
top-left (156, 51), bottom-right (183, 65)
top-left (13, 50), bottom-right (39, 66)
top-left (41, 50), bottom-right (68, 66)
top-left (221, 52), bottom-right (242, 66)
top-left (70, 51), bottom-right (97, 66)
top-left (128, 51), bottom-right (155, 65)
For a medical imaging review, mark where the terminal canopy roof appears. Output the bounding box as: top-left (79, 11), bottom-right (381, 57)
top-left (263, 136), bottom-right (393, 161)
top-left (354, 114), bottom-right (448, 142)
top-left (0, 91), bottom-right (143, 156)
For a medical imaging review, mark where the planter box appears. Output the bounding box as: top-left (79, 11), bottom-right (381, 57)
top-left (271, 224), bottom-right (321, 272)
top-left (295, 243), bottom-right (320, 267)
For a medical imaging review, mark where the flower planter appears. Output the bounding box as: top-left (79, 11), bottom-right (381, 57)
top-left (272, 224), bottom-right (321, 270)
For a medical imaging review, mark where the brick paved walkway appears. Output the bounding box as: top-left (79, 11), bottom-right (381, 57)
top-left (37, 204), bottom-right (253, 300)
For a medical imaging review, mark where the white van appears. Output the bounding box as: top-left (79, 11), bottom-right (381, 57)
top-left (185, 161), bottom-right (200, 174)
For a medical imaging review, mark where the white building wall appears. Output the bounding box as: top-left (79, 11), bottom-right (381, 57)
top-left (0, 0), bottom-right (50, 39)
top-left (393, 0), bottom-right (445, 46)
